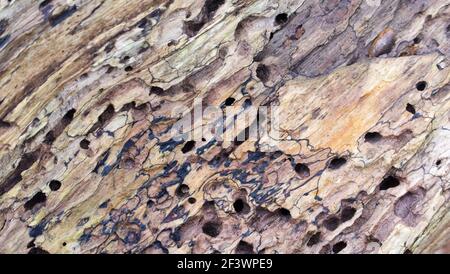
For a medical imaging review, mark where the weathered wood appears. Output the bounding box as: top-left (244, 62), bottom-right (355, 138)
top-left (0, 0), bottom-right (449, 254)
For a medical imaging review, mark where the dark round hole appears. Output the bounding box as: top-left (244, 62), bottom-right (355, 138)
top-left (233, 199), bottom-right (244, 212)
top-left (274, 13), bottom-right (288, 25)
top-left (416, 81), bottom-right (427, 91)
top-left (294, 163), bottom-right (310, 178)
top-left (328, 157), bottom-right (347, 170)
top-left (379, 175), bottom-right (400, 190)
top-left (323, 216), bottom-right (340, 231)
top-left (224, 97), bottom-right (235, 106)
top-left (188, 197), bottom-right (196, 204)
top-left (307, 232), bottom-right (321, 247)
top-left (24, 191), bottom-right (47, 211)
top-left (80, 139), bottom-right (90, 149)
top-left (150, 86), bottom-right (164, 95)
top-left (332, 241), bottom-right (347, 253)
top-left (124, 66), bottom-right (133, 72)
top-left (176, 184), bottom-right (190, 197)
top-left (243, 98), bottom-right (252, 109)
top-left (28, 247), bottom-right (50, 254)
top-left (364, 132), bottom-right (382, 143)
top-left (202, 221), bottom-right (222, 237)
top-left (256, 64), bottom-right (270, 82)
top-left (436, 159), bottom-right (441, 166)
top-left (181, 140), bottom-right (196, 154)
top-left (233, 198), bottom-right (249, 214)
top-left (235, 240), bottom-right (254, 254)
top-left (62, 242), bottom-right (67, 247)
top-left (340, 207), bottom-right (356, 222)
top-left (277, 208), bottom-right (291, 218)
top-left (146, 199), bottom-right (154, 208)
top-left (49, 180), bottom-right (61, 191)
top-left (406, 103), bottom-right (416, 115)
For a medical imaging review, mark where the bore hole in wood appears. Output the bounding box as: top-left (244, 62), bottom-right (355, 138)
top-left (224, 97), bottom-right (235, 106)
top-left (181, 140), bottom-right (196, 154)
top-left (332, 241), bottom-right (347, 253)
top-left (340, 207), bottom-right (356, 222)
top-left (307, 232), bottom-right (321, 247)
top-left (328, 157), bottom-right (347, 170)
top-left (274, 13), bottom-right (288, 25)
top-left (256, 64), bottom-right (270, 82)
top-left (364, 132), bottom-right (382, 143)
top-left (24, 191), bottom-right (47, 211)
top-left (146, 200), bottom-right (154, 208)
top-left (176, 184), bottom-right (190, 197)
top-left (235, 240), bottom-right (254, 254)
top-left (406, 103), bottom-right (416, 114)
top-left (379, 175), bottom-right (400, 190)
top-left (295, 163), bottom-right (310, 178)
top-left (80, 139), bottom-right (90, 149)
top-left (233, 198), bottom-right (250, 214)
top-left (49, 180), bottom-right (61, 191)
top-left (150, 86), bottom-right (164, 95)
top-left (416, 81), bottom-right (427, 91)
top-left (323, 216), bottom-right (340, 231)
top-left (277, 208), bottom-right (291, 218)
top-left (202, 221), bottom-right (222, 237)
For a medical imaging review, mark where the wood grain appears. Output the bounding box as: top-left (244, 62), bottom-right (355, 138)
top-left (0, 0), bottom-right (449, 254)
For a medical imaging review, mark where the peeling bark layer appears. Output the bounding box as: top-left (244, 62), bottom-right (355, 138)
top-left (0, 0), bottom-right (449, 254)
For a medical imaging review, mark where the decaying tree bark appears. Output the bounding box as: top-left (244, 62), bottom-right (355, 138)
top-left (0, 0), bottom-right (449, 254)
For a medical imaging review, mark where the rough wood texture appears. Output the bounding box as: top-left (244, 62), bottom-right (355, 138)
top-left (0, 0), bottom-right (449, 254)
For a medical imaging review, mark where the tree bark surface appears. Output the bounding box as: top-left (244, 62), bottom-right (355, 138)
top-left (0, 0), bottom-right (449, 254)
